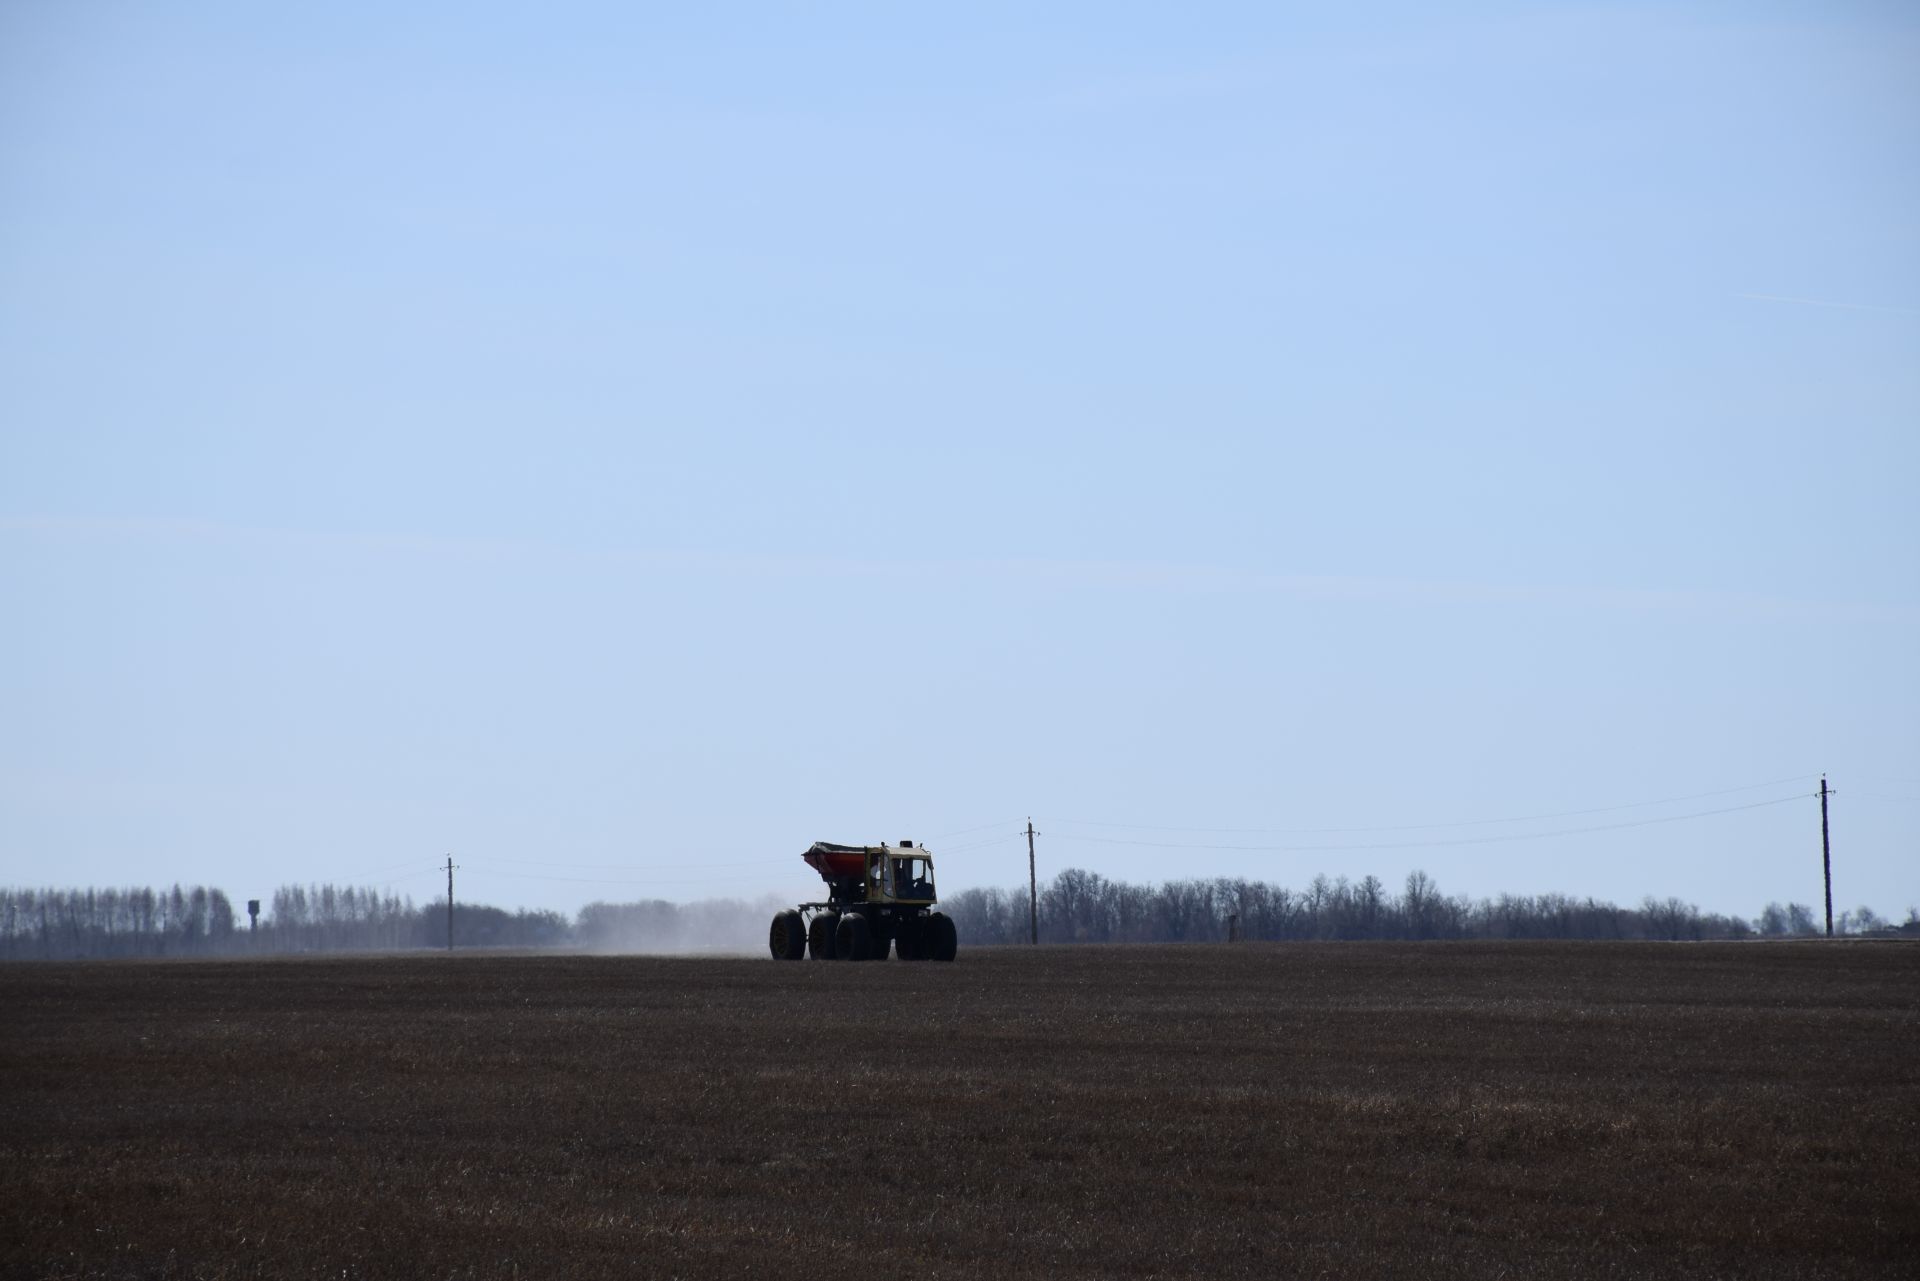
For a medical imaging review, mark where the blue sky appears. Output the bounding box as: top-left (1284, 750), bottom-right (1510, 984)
top-left (3, 2), bottom-right (1915, 920)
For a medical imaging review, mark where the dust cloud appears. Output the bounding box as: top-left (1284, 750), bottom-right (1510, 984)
top-left (573, 895), bottom-right (793, 956)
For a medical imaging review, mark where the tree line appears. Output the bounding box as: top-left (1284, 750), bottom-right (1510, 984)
top-left (940, 868), bottom-right (1913, 946)
top-left (0, 885), bottom-right (241, 960)
top-left (2, 872), bottom-right (1910, 960)
top-left (0, 884), bottom-right (568, 961)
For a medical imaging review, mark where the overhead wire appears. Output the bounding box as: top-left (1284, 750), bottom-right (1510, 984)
top-left (379, 868), bottom-right (445, 884)
top-left (336, 857), bottom-right (446, 883)
top-left (1045, 792), bottom-right (1811, 854)
top-left (468, 867), bottom-right (791, 889)
top-left (1841, 772), bottom-right (1920, 789)
top-left (477, 855), bottom-right (794, 873)
top-left (923, 817), bottom-right (1027, 841)
top-left (1041, 774), bottom-right (1817, 836)
top-left (931, 829), bottom-right (1029, 856)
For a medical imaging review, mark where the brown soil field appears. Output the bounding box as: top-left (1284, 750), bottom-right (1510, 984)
top-left (3, 942), bottom-right (1916, 1280)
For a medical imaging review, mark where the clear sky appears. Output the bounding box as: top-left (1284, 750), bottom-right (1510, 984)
top-left (3, 2), bottom-right (1915, 922)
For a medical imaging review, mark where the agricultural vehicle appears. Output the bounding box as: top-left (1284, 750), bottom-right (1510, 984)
top-left (768, 841), bottom-right (958, 962)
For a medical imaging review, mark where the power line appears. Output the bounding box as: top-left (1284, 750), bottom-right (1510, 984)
top-left (477, 855), bottom-right (795, 873)
top-left (263, 866), bottom-right (441, 892)
top-left (930, 829), bottom-right (1029, 855)
top-left (924, 817), bottom-right (1027, 841)
top-left (1046, 792), bottom-right (1810, 854)
top-left (468, 867), bottom-right (798, 889)
top-left (1848, 772), bottom-right (1920, 787)
top-left (337, 857), bottom-right (444, 883)
top-left (376, 868), bottom-right (444, 885)
top-left (1042, 774), bottom-right (1817, 836)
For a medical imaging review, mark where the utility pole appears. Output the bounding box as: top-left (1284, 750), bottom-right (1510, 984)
top-left (1026, 819), bottom-right (1038, 945)
top-left (445, 854), bottom-right (457, 952)
top-left (1819, 777), bottom-right (1832, 938)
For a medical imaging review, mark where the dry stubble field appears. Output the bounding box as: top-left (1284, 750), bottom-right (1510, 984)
top-left (3, 941), bottom-right (1916, 1280)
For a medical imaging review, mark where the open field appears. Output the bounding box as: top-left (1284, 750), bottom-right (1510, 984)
top-left (3, 942), bottom-right (1916, 1279)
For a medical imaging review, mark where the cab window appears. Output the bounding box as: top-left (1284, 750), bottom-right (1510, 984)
top-left (902, 857), bottom-right (932, 897)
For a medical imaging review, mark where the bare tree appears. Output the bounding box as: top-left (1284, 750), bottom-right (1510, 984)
top-left (1402, 870), bottom-right (1438, 940)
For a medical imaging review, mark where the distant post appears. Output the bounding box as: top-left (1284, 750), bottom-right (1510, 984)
top-left (1820, 777), bottom-right (1832, 937)
top-left (445, 855), bottom-right (456, 952)
top-left (1026, 819), bottom-right (1038, 945)
top-left (1228, 913), bottom-right (1240, 943)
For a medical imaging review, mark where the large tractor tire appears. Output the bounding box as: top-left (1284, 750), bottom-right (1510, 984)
top-left (835, 912), bottom-right (872, 962)
top-left (769, 909), bottom-right (806, 961)
top-left (926, 912), bottom-right (958, 962)
top-left (868, 932), bottom-right (890, 961)
top-left (808, 912), bottom-right (839, 960)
